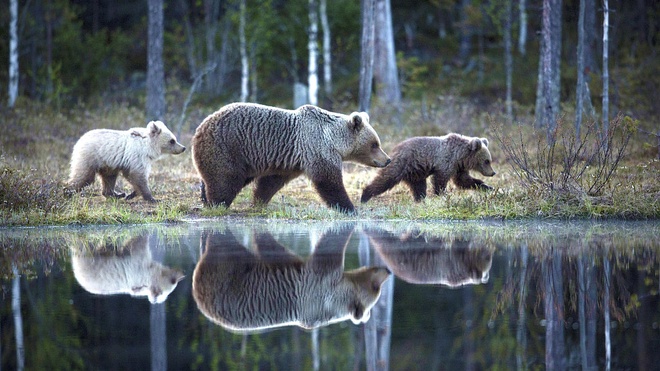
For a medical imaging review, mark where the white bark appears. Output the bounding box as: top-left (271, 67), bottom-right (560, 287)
top-left (604, 257), bottom-right (611, 371)
top-left (8, 0), bottom-right (19, 108)
top-left (576, 0), bottom-right (586, 138)
top-left (308, 0), bottom-right (319, 106)
top-left (320, 0), bottom-right (332, 94)
top-left (374, 0), bottom-right (401, 105)
top-left (239, 0), bottom-right (249, 102)
top-left (359, 0), bottom-right (375, 113)
top-left (518, 0), bottom-right (528, 55)
top-left (504, 0), bottom-right (513, 123)
top-left (602, 0), bottom-right (609, 135)
top-left (542, 0), bottom-right (554, 141)
top-left (12, 266), bottom-right (24, 371)
top-left (146, 0), bottom-right (166, 119)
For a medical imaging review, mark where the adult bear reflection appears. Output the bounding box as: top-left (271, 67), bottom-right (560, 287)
top-left (192, 225), bottom-right (391, 332)
top-left (71, 234), bottom-right (185, 303)
top-left (366, 228), bottom-right (492, 287)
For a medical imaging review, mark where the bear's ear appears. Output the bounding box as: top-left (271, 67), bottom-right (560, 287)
top-left (348, 112), bottom-right (368, 132)
top-left (470, 138), bottom-right (483, 152)
top-left (481, 138), bottom-right (489, 147)
top-left (148, 121), bottom-right (162, 136)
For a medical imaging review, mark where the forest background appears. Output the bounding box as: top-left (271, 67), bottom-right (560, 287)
top-left (1, 0), bottom-right (660, 224)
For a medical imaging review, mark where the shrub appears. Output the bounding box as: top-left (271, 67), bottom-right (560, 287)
top-left (0, 157), bottom-right (66, 216)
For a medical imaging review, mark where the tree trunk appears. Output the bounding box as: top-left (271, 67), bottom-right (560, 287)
top-left (538, 0), bottom-right (560, 142)
top-left (458, 0), bottom-right (471, 63)
top-left (181, 0), bottom-right (198, 78)
top-left (12, 266), bottom-right (24, 371)
top-left (320, 0), bottom-right (332, 95)
top-left (374, 0), bottom-right (400, 106)
top-left (602, 0), bottom-right (610, 135)
top-left (150, 236), bottom-right (167, 371)
top-left (541, 0), bottom-right (554, 140)
top-left (216, 14), bottom-right (231, 94)
top-left (550, 0), bottom-right (562, 133)
top-left (518, 0), bottom-right (528, 55)
top-left (8, 0), bottom-right (19, 108)
top-left (45, 0), bottom-right (53, 96)
top-left (308, 0), bottom-right (319, 106)
top-left (604, 257), bottom-right (611, 371)
top-left (584, 0), bottom-right (598, 76)
top-left (576, 0), bottom-right (586, 138)
top-left (239, 0), bottom-right (248, 102)
top-left (504, 0), bottom-right (513, 123)
top-left (359, 0), bottom-right (375, 113)
top-left (250, 43), bottom-right (258, 102)
top-left (204, 0), bottom-right (219, 93)
top-left (516, 245), bottom-right (528, 371)
top-left (543, 254), bottom-right (566, 371)
top-left (147, 0), bottom-right (166, 119)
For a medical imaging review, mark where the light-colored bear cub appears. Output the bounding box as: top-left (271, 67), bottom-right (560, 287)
top-left (71, 234), bottom-right (185, 304)
top-left (67, 120), bottom-right (186, 202)
top-left (193, 225), bottom-right (391, 332)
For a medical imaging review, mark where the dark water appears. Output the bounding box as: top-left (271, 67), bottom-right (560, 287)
top-left (1, 220), bottom-right (659, 371)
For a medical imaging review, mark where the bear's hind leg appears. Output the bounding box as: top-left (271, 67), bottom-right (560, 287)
top-left (253, 173), bottom-right (301, 206)
top-left (67, 167), bottom-right (97, 192)
top-left (100, 171), bottom-right (125, 198)
top-left (404, 179), bottom-right (427, 202)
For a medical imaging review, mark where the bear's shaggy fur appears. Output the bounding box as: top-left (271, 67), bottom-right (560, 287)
top-left (192, 225), bottom-right (391, 331)
top-left (365, 228), bottom-right (492, 287)
top-left (191, 103), bottom-right (391, 213)
top-left (71, 234), bottom-right (185, 304)
top-left (361, 133), bottom-right (496, 203)
top-left (67, 121), bottom-right (186, 202)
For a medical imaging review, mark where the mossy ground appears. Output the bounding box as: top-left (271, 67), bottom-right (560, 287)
top-left (1, 99), bottom-right (659, 227)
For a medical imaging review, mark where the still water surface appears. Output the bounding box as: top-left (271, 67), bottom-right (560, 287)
top-left (1, 220), bottom-right (659, 370)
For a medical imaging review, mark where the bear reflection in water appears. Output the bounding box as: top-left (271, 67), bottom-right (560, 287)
top-left (71, 234), bottom-right (185, 303)
top-left (192, 225), bottom-right (391, 332)
top-left (365, 228), bottom-right (492, 287)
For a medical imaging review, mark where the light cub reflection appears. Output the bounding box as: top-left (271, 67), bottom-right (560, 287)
top-left (192, 225), bottom-right (390, 332)
top-left (71, 234), bottom-right (185, 303)
top-left (365, 228), bottom-right (492, 287)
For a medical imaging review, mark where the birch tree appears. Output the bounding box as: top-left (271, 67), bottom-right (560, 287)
top-left (504, 0), bottom-right (513, 123)
top-left (536, 0), bottom-right (561, 142)
top-left (575, 0), bottom-right (586, 138)
top-left (359, 0), bottom-right (375, 113)
top-left (602, 0), bottom-right (610, 135)
top-left (239, 0), bottom-right (249, 102)
top-left (12, 266), bottom-right (24, 371)
top-left (374, 0), bottom-right (401, 106)
top-left (8, 0), bottom-right (19, 108)
top-left (147, 0), bottom-right (166, 119)
top-left (308, 0), bottom-right (319, 106)
top-left (518, 0), bottom-right (527, 55)
top-left (320, 0), bottom-right (332, 95)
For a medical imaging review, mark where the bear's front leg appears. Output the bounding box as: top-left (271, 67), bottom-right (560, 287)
top-left (404, 179), bottom-right (427, 201)
top-left (431, 173), bottom-right (450, 195)
top-left (453, 171), bottom-right (492, 190)
top-left (308, 162), bottom-right (355, 213)
top-left (124, 172), bottom-right (158, 202)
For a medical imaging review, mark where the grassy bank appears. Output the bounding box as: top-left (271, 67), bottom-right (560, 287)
top-left (1, 99), bottom-right (659, 227)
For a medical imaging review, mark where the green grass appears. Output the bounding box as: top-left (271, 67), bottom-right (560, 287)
top-left (1, 98), bottom-right (660, 227)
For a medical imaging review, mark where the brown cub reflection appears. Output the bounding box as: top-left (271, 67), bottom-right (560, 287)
top-left (71, 234), bottom-right (185, 303)
top-left (193, 225), bottom-right (391, 332)
top-left (365, 229), bottom-right (492, 287)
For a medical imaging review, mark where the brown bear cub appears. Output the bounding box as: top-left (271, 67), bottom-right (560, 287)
top-left (191, 103), bottom-right (391, 213)
top-left (361, 134), bottom-right (496, 203)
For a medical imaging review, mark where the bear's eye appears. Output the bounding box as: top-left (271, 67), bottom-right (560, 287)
top-left (169, 139), bottom-right (176, 145)
top-left (485, 159), bottom-right (490, 165)
top-left (371, 142), bottom-right (379, 150)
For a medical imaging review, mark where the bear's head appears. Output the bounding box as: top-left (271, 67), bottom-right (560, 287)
top-left (345, 112), bottom-right (391, 168)
top-left (148, 121), bottom-right (186, 156)
top-left (468, 137), bottom-right (496, 177)
top-left (148, 266), bottom-right (186, 304)
top-left (342, 266), bottom-right (391, 325)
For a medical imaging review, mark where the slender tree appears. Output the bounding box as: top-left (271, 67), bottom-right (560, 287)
top-left (518, 0), bottom-right (528, 55)
top-left (12, 266), bottom-right (24, 371)
top-left (516, 245), bottom-right (529, 371)
top-left (541, 0), bottom-right (554, 140)
top-left (537, 0), bottom-right (561, 142)
top-left (8, 0), bottom-right (19, 108)
top-left (604, 256), bottom-right (611, 371)
top-left (239, 0), bottom-right (249, 102)
top-left (458, 0), bottom-right (471, 63)
top-left (358, 0), bottom-right (375, 113)
top-left (320, 0), bottom-right (332, 95)
top-left (504, 0), bottom-right (513, 123)
top-left (602, 0), bottom-right (609, 136)
top-left (147, 0), bottom-right (166, 119)
top-left (374, 0), bottom-right (401, 106)
top-left (204, 0), bottom-right (220, 93)
top-left (308, 0), bottom-right (319, 105)
top-left (575, 0), bottom-right (586, 138)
